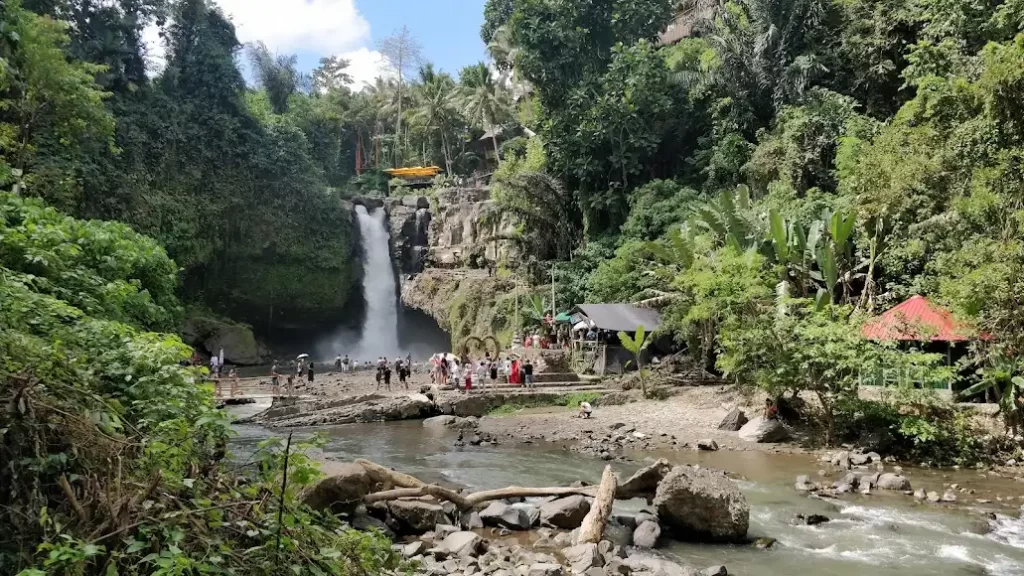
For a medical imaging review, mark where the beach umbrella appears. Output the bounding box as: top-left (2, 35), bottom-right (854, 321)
top-left (296, 353), bottom-right (309, 360)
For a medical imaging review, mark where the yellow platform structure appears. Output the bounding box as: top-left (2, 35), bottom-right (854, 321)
top-left (384, 166), bottom-right (442, 179)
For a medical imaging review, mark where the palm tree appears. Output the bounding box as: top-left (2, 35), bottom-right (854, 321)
top-left (459, 62), bottom-right (512, 166)
top-left (411, 65), bottom-right (460, 174)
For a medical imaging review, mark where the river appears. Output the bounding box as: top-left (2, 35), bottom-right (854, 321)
top-left (228, 404), bottom-right (1024, 576)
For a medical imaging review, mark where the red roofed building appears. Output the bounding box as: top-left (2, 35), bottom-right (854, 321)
top-left (861, 295), bottom-right (974, 342)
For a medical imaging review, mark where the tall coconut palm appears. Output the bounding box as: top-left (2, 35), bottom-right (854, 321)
top-left (411, 65), bottom-right (460, 174)
top-left (459, 62), bottom-right (512, 166)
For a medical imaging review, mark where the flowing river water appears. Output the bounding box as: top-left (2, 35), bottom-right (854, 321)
top-left (228, 403), bottom-right (1024, 576)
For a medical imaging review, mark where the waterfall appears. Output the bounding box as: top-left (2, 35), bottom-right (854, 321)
top-left (354, 205), bottom-right (399, 358)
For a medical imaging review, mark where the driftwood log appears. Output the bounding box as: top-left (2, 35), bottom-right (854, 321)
top-left (576, 465), bottom-right (617, 544)
top-left (350, 458), bottom-right (673, 533)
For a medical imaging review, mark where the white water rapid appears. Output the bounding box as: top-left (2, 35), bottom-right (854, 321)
top-left (353, 205), bottom-right (399, 358)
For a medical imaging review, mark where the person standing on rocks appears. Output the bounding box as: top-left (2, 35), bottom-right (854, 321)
top-left (523, 360), bottom-right (534, 388)
top-left (383, 364), bottom-right (392, 391)
top-left (342, 354), bottom-right (350, 372)
top-left (271, 363), bottom-right (280, 396)
top-left (489, 359), bottom-right (499, 385)
top-left (307, 362), bottom-right (315, 387)
top-left (375, 366), bottom-right (383, 390)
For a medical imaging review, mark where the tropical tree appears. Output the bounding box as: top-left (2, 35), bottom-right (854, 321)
top-left (378, 26), bottom-right (424, 167)
top-left (411, 65), bottom-right (461, 173)
top-left (459, 62), bottom-right (512, 165)
top-left (619, 325), bottom-right (651, 398)
top-left (247, 41), bottom-right (302, 113)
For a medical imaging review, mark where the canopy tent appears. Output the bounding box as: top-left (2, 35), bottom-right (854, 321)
top-left (861, 295), bottom-right (977, 342)
top-left (571, 304), bottom-right (662, 333)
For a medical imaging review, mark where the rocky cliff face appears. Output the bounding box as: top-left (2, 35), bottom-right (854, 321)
top-left (394, 187), bottom-right (521, 348)
top-left (427, 187), bottom-right (519, 268)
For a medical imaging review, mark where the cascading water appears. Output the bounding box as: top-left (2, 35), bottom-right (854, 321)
top-left (353, 205), bottom-right (400, 358)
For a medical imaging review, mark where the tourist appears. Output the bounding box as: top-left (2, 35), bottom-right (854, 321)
top-left (586, 328), bottom-right (598, 341)
top-left (383, 364), bottom-right (392, 390)
top-left (450, 360), bottom-right (461, 389)
top-left (764, 398), bottom-right (778, 420)
top-left (209, 354), bottom-right (219, 377)
top-left (342, 354), bottom-right (350, 372)
top-left (464, 362), bottom-right (473, 393)
top-left (578, 400), bottom-right (593, 419)
top-left (489, 359), bottom-right (498, 385)
top-left (335, 354), bottom-right (342, 370)
top-left (523, 360), bottom-right (534, 388)
top-left (286, 374), bottom-right (295, 396)
top-left (229, 368), bottom-right (239, 397)
top-left (271, 363), bottom-right (280, 396)
top-left (307, 362), bottom-right (315, 384)
top-left (510, 358), bottom-right (521, 386)
top-left (476, 360), bottom-right (487, 390)
top-left (375, 366), bottom-right (383, 390)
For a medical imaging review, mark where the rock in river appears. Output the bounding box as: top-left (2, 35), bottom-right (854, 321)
top-left (438, 531), bottom-right (483, 557)
top-left (696, 439), bottom-right (719, 452)
top-left (479, 501), bottom-right (509, 527)
top-left (717, 408), bottom-right (748, 431)
top-left (301, 463), bottom-right (373, 513)
top-left (875, 473), bottom-right (912, 491)
top-left (654, 466), bottom-right (750, 542)
top-left (633, 520), bottom-right (661, 549)
top-left (541, 495), bottom-right (591, 529)
top-left (737, 417), bottom-right (790, 443)
top-left (562, 543), bottom-right (604, 574)
top-left (387, 500), bottom-right (447, 534)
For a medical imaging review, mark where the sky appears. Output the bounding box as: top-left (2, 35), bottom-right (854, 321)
top-left (147, 0), bottom-right (489, 88)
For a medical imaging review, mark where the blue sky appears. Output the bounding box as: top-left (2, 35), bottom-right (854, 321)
top-left (147, 0), bottom-right (489, 87)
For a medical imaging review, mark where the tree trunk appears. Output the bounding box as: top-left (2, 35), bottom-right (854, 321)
top-left (576, 465), bottom-right (616, 544)
top-left (491, 126), bottom-right (502, 167)
top-left (395, 65), bottom-right (403, 168)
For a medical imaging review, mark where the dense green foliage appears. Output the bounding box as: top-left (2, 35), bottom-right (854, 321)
top-left (0, 192), bottom-right (399, 574)
top-left (477, 0), bottom-right (1024, 450)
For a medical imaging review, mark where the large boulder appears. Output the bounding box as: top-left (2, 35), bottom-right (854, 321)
top-left (479, 501), bottom-right (510, 527)
top-left (387, 500), bottom-right (448, 534)
top-left (717, 408), bottom-right (748, 432)
top-left (653, 466), bottom-right (749, 542)
top-left (438, 531), bottom-right (483, 557)
top-left (499, 506), bottom-right (534, 530)
top-left (182, 317), bottom-right (263, 365)
top-left (875, 473), bottom-right (912, 491)
top-left (737, 417), bottom-right (790, 443)
top-left (633, 520), bottom-right (661, 549)
top-left (540, 495), bottom-right (591, 529)
top-left (423, 415), bottom-right (457, 428)
top-left (561, 543), bottom-right (604, 574)
top-left (512, 503), bottom-right (541, 527)
top-left (624, 553), bottom-right (699, 576)
top-left (301, 463), bottom-right (374, 513)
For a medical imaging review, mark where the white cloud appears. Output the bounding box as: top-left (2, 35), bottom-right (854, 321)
top-left (340, 48), bottom-right (395, 90)
top-left (213, 0), bottom-right (369, 54)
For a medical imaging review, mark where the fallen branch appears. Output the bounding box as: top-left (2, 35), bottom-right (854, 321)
top-left (355, 459), bottom-right (426, 489)
top-left (59, 474), bottom-right (88, 523)
top-left (576, 465), bottom-right (616, 544)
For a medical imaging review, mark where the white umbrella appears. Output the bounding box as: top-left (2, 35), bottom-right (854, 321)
top-left (296, 353), bottom-right (309, 360)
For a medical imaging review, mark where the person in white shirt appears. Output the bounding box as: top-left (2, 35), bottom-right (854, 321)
top-left (579, 401), bottom-right (593, 419)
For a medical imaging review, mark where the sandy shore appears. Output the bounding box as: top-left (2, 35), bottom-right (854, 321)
top-left (476, 386), bottom-right (812, 456)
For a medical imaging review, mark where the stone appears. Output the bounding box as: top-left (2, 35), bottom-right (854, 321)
top-left (696, 439), bottom-right (719, 452)
top-left (612, 514), bottom-right (637, 530)
top-left (480, 502), bottom-right (510, 526)
top-left (436, 523), bottom-right (460, 540)
top-left (463, 511), bottom-right (484, 530)
top-left (794, 475), bottom-right (818, 492)
top-left (634, 511), bottom-right (658, 526)
top-left (301, 463), bottom-right (374, 513)
top-left (351, 512), bottom-right (395, 539)
top-left (850, 453), bottom-right (871, 466)
top-left (439, 531), bottom-right (483, 557)
top-left (913, 488), bottom-right (927, 500)
top-left (654, 466), bottom-right (749, 542)
top-left (610, 422), bottom-right (627, 429)
top-left (632, 521), bottom-right (661, 549)
top-left (796, 514), bottom-right (830, 526)
top-left (387, 501), bottom-right (448, 534)
top-left (632, 432), bottom-right (647, 440)
top-left (403, 541), bottom-right (427, 558)
top-left (424, 415), bottom-right (457, 428)
top-left (528, 564), bottom-right (564, 576)
top-left (183, 317), bottom-right (263, 365)
top-left (512, 503), bottom-right (541, 527)
top-left (603, 520), bottom-right (633, 548)
top-left (717, 408), bottom-right (748, 431)
top-left (584, 568), bottom-right (606, 576)
top-left (833, 472), bottom-right (859, 490)
top-left (753, 537), bottom-right (777, 550)
top-left (562, 543), bottom-right (604, 574)
top-left (701, 567), bottom-right (728, 576)
top-left (926, 491), bottom-right (941, 503)
top-left (737, 417), bottom-right (790, 443)
top-left (876, 473), bottom-right (912, 491)
top-left (605, 560), bottom-right (631, 576)
top-left (623, 553), bottom-right (699, 576)
top-left (500, 506), bottom-right (534, 530)
top-left (941, 490), bottom-right (958, 503)
top-left (540, 496), bottom-right (591, 529)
